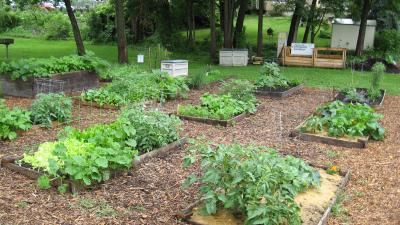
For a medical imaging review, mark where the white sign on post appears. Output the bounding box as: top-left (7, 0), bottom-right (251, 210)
top-left (137, 54), bottom-right (144, 63)
top-left (277, 32), bottom-right (288, 57)
top-left (291, 43), bottom-right (315, 56)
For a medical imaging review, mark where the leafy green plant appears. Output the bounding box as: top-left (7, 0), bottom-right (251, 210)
top-left (37, 175), bottom-right (51, 190)
top-left (44, 13), bottom-right (71, 40)
top-left (120, 106), bottom-right (181, 153)
top-left (219, 79), bottom-right (256, 103)
top-left (83, 70), bottom-right (189, 105)
top-left (0, 52), bottom-right (108, 81)
top-left (183, 142), bottom-right (320, 225)
top-left (178, 93), bottom-right (257, 120)
top-left (81, 89), bottom-right (126, 107)
top-left (0, 100), bottom-right (32, 140)
top-left (255, 63), bottom-right (300, 89)
top-left (22, 105), bottom-right (180, 189)
top-left (30, 93), bottom-right (72, 127)
top-left (301, 101), bottom-right (385, 140)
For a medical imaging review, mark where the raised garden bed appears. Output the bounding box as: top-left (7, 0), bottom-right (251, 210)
top-left (176, 104), bottom-right (262, 127)
top-left (0, 138), bottom-right (186, 193)
top-left (0, 71), bottom-right (99, 98)
top-left (335, 88), bottom-right (386, 107)
top-left (177, 164), bottom-right (350, 225)
top-left (255, 83), bottom-right (304, 98)
top-left (290, 117), bottom-right (369, 148)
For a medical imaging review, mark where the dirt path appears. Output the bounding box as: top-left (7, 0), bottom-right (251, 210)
top-left (0, 86), bottom-right (399, 225)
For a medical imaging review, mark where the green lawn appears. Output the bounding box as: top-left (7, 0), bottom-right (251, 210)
top-left (1, 16), bottom-right (399, 95)
top-left (195, 16), bottom-right (331, 47)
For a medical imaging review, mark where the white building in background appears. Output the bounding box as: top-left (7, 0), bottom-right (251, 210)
top-left (331, 18), bottom-right (377, 50)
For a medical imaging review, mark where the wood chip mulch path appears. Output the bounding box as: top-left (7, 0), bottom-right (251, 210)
top-left (0, 85), bottom-right (399, 225)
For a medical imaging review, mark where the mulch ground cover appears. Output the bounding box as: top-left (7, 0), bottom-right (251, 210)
top-left (0, 84), bottom-right (399, 225)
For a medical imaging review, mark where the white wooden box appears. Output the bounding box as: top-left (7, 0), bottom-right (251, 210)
top-left (161, 60), bottom-right (188, 77)
top-left (219, 49), bottom-right (248, 66)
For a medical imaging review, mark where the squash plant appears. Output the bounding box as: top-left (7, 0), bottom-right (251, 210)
top-left (0, 100), bottom-right (32, 140)
top-left (183, 142), bottom-right (320, 225)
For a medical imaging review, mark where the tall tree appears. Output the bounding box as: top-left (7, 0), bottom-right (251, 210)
top-left (64, 0), bottom-right (86, 56)
top-left (287, 0), bottom-right (305, 46)
top-left (355, 0), bottom-right (372, 56)
top-left (115, 0), bottom-right (128, 63)
top-left (302, 0), bottom-right (317, 43)
top-left (256, 0), bottom-right (263, 56)
top-left (223, 0), bottom-right (235, 48)
top-left (210, 0), bottom-right (217, 63)
top-left (233, 0), bottom-right (247, 47)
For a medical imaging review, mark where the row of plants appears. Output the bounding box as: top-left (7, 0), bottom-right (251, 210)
top-left (255, 63), bottom-right (301, 91)
top-left (177, 79), bottom-right (257, 120)
top-left (300, 101), bottom-right (385, 141)
top-left (81, 70), bottom-right (189, 106)
top-left (21, 106), bottom-right (181, 191)
top-left (338, 62), bottom-right (385, 105)
top-left (183, 141), bottom-right (321, 225)
top-left (0, 93), bottom-right (73, 140)
top-left (0, 53), bottom-right (108, 81)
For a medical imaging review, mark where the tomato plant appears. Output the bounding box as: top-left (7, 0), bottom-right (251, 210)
top-left (183, 141), bottom-right (320, 225)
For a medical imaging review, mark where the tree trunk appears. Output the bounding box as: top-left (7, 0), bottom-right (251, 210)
top-left (233, 0), bottom-right (247, 47)
top-left (287, 0), bottom-right (303, 46)
top-left (256, 0), bottom-right (264, 56)
top-left (210, 0), bottom-right (217, 63)
top-left (302, 0), bottom-right (317, 43)
top-left (157, 0), bottom-right (173, 46)
top-left (355, 0), bottom-right (371, 56)
top-left (187, 0), bottom-right (195, 45)
top-left (115, 0), bottom-right (128, 64)
top-left (64, 0), bottom-right (85, 56)
top-left (219, 0), bottom-right (224, 32)
top-left (223, 0), bottom-right (234, 48)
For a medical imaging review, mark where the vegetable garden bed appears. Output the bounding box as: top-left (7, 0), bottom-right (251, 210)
top-left (176, 104), bottom-right (262, 127)
top-left (0, 138), bottom-right (186, 193)
top-left (0, 71), bottom-right (99, 98)
top-left (178, 164), bottom-right (350, 225)
top-left (291, 122), bottom-right (369, 148)
top-left (255, 83), bottom-right (304, 98)
top-left (334, 88), bottom-right (386, 107)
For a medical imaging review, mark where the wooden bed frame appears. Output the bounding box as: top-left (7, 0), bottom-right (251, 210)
top-left (281, 46), bottom-right (347, 69)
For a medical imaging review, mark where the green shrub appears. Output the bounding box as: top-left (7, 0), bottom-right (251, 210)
top-left (0, 9), bottom-right (20, 32)
top-left (30, 93), bottom-right (72, 127)
top-left (374, 29), bottom-right (400, 58)
top-left (44, 13), bottom-right (71, 40)
top-left (183, 142), bottom-right (320, 225)
top-left (219, 79), bottom-right (255, 103)
top-left (0, 99), bottom-right (32, 140)
top-left (86, 3), bottom-right (115, 43)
